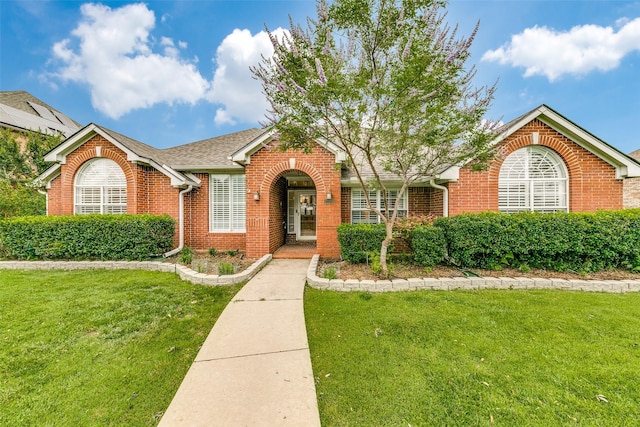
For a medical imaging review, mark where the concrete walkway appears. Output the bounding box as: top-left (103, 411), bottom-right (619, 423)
top-left (159, 259), bottom-right (321, 427)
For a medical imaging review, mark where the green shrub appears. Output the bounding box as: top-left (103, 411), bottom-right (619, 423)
top-left (208, 247), bottom-right (218, 256)
top-left (179, 247), bottom-right (193, 264)
top-left (337, 223), bottom-right (389, 263)
top-left (435, 210), bottom-right (640, 272)
top-left (218, 261), bottom-right (235, 275)
top-left (408, 225), bottom-right (445, 267)
top-left (0, 214), bottom-right (175, 260)
top-left (321, 266), bottom-right (338, 280)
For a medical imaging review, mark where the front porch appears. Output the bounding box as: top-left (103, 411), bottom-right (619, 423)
top-left (273, 241), bottom-right (318, 259)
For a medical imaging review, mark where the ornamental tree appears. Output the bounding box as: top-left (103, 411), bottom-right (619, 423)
top-left (252, 0), bottom-right (499, 276)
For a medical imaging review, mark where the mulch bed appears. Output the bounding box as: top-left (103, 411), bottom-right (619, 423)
top-left (318, 259), bottom-right (640, 281)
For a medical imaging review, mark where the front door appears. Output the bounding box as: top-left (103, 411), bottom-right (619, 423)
top-left (297, 192), bottom-right (316, 240)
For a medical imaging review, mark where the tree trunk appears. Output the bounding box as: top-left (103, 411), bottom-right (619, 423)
top-left (379, 221), bottom-right (394, 278)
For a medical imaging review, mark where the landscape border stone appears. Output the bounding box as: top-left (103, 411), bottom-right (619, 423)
top-left (0, 254), bottom-right (272, 286)
top-left (306, 254), bottom-right (640, 293)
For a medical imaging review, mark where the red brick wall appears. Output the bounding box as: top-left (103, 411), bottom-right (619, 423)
top-left (183, 173), bottom-right (247, 252)
top-left (245, 140), bottom-right (342, 259)
top-left (268, 177), bottom-right (287, 254)
top-left (45, 135), bottom-right (181, 246)
top-left (448, 119), bottom-right (623, 215)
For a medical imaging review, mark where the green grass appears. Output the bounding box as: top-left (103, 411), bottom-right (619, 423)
top-left (305, 289), bottom-right (640, 426)
top-left (0, 270), bottom-right (240, 426)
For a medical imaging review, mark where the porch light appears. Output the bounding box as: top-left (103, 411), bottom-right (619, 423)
top-left (253, 191), bottom-right (260, 201)
top-left (326, 190), bottom-right (332, 200)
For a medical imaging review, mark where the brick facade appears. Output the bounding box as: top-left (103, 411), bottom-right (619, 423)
top-left (448, 119), bottom-right (623, 215)
top-left (245, 140), bottom-right (342, 259)
top-left (44, 115), bottom-right (637, 259)
top-left (46, 135), bottom-right (182, 245)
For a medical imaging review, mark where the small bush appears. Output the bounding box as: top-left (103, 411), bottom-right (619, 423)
top-left (0, 214), bottom-right (175, 260)
top-left (226, 249), bottom-right (237, 256)
top-left (179, 247), bottom-right (193, 264)
top-left (218, 261), bottom-right (235, 275)
top-left (408, 226), bottom-right (445, 267)
top-left (208, 247), bottom-right (218, 256)
top-left (322, 266), bottom-right (338, 280)
top-left (337, 223), bottom-right (389, 263)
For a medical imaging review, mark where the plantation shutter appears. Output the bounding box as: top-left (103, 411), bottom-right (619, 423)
top-left (210, 175), bottom-right (245, 232)
top-left (499, 146), bottom-right (568, 213)
top-left (75, 158), bottom-right (127, 214)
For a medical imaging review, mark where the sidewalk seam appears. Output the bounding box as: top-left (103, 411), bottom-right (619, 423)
top-left (196, 347), bottom-right (310, 363)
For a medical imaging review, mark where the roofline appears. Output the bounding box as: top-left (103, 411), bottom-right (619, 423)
top-left (43, 123), bottom-right (199, 187)
top-left (229, 128), bottom-right (347, 164)
top-left (441, 104), bottom-right (640, 179)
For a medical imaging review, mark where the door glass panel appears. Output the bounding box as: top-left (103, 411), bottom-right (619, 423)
top-left (299, 193), bottom-right (316, 237)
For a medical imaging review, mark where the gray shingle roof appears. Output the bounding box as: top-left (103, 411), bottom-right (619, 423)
top-left (161, 128), bottom-right (266, 169)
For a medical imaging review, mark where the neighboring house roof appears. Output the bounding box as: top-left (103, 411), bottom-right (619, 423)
top-left (441, 104), bottom-right (640, 181)
top-left (629, 149), bottom-right (640, 162)
top-left (0, 90), bottom-right (81, 137)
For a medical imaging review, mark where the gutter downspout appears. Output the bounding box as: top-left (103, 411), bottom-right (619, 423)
top-left (429, 179), bottom-right (448, 217)
top-left (164, 185), bottom-right (194, 257)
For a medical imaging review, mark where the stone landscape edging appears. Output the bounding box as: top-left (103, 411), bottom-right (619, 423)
top-left (0, 254), bottom-right (272, 286)
top-left (306, 254), bottom-right (640, 293)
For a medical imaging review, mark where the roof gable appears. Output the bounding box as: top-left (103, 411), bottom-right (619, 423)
top-left (41, 123), bottom-right (198, 187)
top-left (229, 129), bottom-right (347, 165)
top-left (494, 105), bottom-right (640, 179)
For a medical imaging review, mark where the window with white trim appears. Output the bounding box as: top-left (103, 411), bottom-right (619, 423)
top-left (75, 158), bottom-right (127, 214)
top-left (210, 174), bottom-right (246, 232)
top-left (498, 146), bottom-right (568, 213)
top-left (351, 188), bottom-right (408, 223)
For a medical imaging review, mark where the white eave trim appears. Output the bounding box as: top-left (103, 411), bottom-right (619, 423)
top-left (43, 123), bottom-right (199, 188)
top-left (36, 164), bottom-right (61, 189)
top-left (229, 128), bottom-right (347, 165)
top-left (493, 105), bottom-right (640, 179)
top-left (229, 129), bottom-right (277, 164)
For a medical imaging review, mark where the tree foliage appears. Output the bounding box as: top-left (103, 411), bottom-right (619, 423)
top-left (0, 128), bottom-right (62, 218)
top-left (253, 0), bottom-right (498, 276)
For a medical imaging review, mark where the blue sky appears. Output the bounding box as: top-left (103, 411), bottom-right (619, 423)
top-left (1, 0), bottom-right (639, 153)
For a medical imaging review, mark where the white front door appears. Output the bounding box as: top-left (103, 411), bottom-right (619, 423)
top-left (296, 192), bottom-right (316, 240)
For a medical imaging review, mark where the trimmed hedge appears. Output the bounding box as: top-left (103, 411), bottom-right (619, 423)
top-left (408, 226), bottom-right (446, 267)
top-left (0, 214), bottom-right (175, 260)
top-left (337, 223), bottom-right (389, 262)
top-left (435, 210), bottom-right (640, 272)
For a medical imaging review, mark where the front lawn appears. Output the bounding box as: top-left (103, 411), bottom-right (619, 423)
top-left (305, 288), bottom-right (640, 426)
top-left (0, 270), bottom-right (240, 426)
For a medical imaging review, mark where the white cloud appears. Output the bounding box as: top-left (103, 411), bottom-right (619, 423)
top-left (48, 3), bottom-right (288, 126)
top-left (207, 28), bottom-right (288, 125)
top-left (482, 17), bottom-right (640, 81)
top-left (49, 3), bottom-right (209, 119)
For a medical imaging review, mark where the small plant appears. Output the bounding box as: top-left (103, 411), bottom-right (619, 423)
top-left (179, 247), bottom-right (193, 264)
top-left (218, 261), bottom-right (235, 275)
top-left (322, 266), bottom-right (338, 280)
top-left (518, 263), bottom-right (531, 273)
top-left (208, 247), bottom-right (218, 256)
top-left (226, 249), bottom-right (237, 256)
top-left (196, 262), bottom-right (205, 274)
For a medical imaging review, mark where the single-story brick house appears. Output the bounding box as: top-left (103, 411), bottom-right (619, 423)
top-left (38, 104), bottom-right (640, 259)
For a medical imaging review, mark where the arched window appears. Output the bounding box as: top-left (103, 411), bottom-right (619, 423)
top-left (499, 146), bottom-right (568, 213)
top-left (75, 158), bottom-right (127, 214)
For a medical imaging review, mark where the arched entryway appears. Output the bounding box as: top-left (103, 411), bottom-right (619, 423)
top-left (245, 152), bottom-right (342, 259)
top-left (266, 170), bottom-right (318, 255)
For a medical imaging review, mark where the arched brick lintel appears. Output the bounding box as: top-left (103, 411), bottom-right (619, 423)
top-left (63, 141), bottom-right (137, 214)
top-left (258, 160), bottom-right (327, 195)
top-left (487, 133), bottom-right (584, 183)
